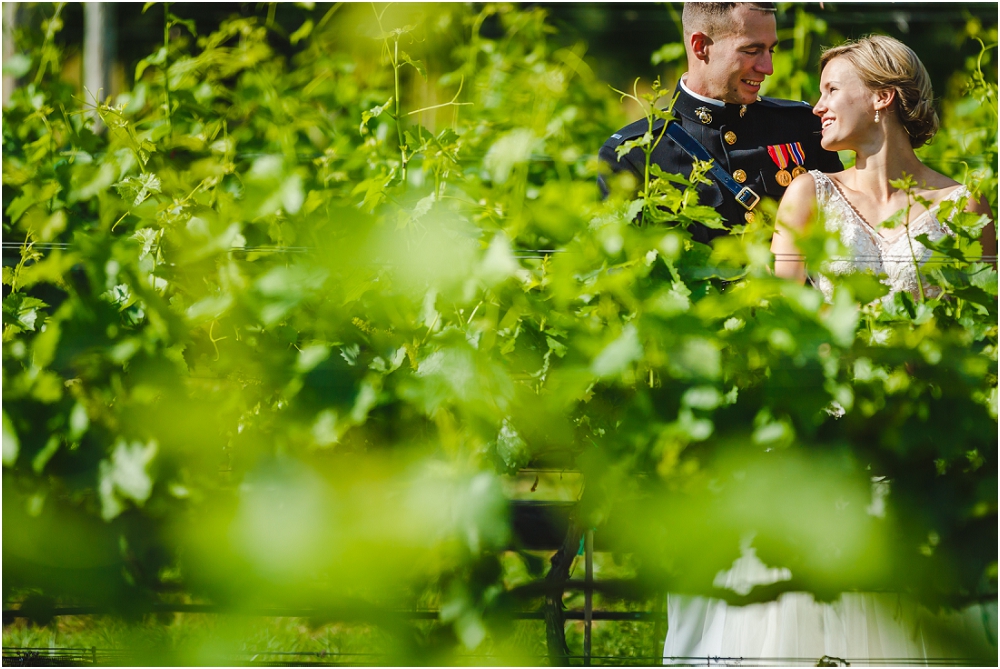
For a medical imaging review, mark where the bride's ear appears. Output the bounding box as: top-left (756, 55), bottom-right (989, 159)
top-left (874, 87), bottom-right (896, 112)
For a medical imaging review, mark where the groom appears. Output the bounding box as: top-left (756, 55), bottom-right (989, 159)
top-left (599, 2), bottom-right (843, 243)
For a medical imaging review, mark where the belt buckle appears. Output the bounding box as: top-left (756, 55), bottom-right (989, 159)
top-left (735, 187), bottom-right (760, 211)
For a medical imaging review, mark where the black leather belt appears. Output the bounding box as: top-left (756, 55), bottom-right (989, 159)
top-left (663, 122), bottom-right (761, 212)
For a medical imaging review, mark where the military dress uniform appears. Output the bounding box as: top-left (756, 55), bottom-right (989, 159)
top-left (599, 83), bottom-right (843, 244)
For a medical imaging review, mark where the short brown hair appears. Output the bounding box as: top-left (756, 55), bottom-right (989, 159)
top-left (681, 2), bottom-right (776, 39)
top-left (820, 35), bottom-right (939, 148)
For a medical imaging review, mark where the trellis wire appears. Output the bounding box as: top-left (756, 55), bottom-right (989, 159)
top-left (0, 647), bottom-right (984, 667)
top-left (3, 242), bottom-right (995, 264)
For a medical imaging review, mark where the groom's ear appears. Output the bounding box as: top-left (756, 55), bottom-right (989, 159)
top-left (689, 32), bottom-right (713, 61)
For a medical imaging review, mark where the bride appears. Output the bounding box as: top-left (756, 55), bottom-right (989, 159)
top-left (771, 35), bottom-right (996, 291)
top-left (664, 36), bottom-right (997, 664)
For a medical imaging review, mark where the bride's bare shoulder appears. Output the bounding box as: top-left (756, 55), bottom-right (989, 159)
top-left (917, 169), bottom-right (962, 196)
top-left (782, 170), bottom-right (820, 201)
top-left (777, 171), bottom-right (820, 230)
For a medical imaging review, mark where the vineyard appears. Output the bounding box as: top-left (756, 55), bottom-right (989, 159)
top-left (2, 2), bottom-right (998, 665)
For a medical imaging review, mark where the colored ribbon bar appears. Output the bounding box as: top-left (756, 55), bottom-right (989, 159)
top-left (768, 144), bottom-right (793, 186)
top-left (789, 142), bottom-right (805, 167)
top-left (766, 144), bottom-right (789, 170)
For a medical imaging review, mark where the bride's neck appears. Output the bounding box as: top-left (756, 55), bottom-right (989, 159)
top-left (850, 128), bottom-right (925, 201)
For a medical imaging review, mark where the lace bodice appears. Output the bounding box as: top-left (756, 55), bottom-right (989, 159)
top-left (809, 170), bottom-right (968, 303)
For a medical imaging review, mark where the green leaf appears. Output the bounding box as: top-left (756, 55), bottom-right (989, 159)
top-left (68, 162), bottom-right (117, 202)
top-left (615, 131), bottom-right (652, 159)
top-left (98, 439), bottom-right (158, 521)
top-left (651, 42), bottom-right (685, 65)
top-left (32, 436), bottom-right (61, 474)
top-left (484, 128), bottom-right (536, 184)
top-left (682, 204), bottom-right (727, 229)
top-left (289, 19), bottom-right (314, 45)
top-left (478, 233), bottom-right (519, 286)
top-left (115, 173), bottom-right (162, 206)
top-left (168, 16), bottom-right (197, 36)
top-left (360, 97), bottom-right (393, 135)
top-left (3, 53), bottom-right (32, 78)
top-left (5, 181), bottom-right (61, 224)
top-left (682, 386), bottom-right (723, 410)
top-left (135, 47), bottom-right (167, 81)
top-left (68, 403), bottom-right (90, 441)
top-left (2, 412), bottom-right (19, 467)
top-left (2, 293), bottom-right (48, 331)
top-left (821, 287), bottom-right (860, 346)
top-left (591, 325), bottom-right (642, 378)
top-left (838, 272), bottom-right (890, 305)
top-left (295, 344), bottom-right (331, 374)
top-left (880, 209), bottom-right (905, 230)
top-left (400, 51), bottom-right (427, 79)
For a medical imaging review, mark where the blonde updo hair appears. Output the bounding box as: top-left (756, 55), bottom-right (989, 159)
top-left (820, 35), bottom-right (939, 148)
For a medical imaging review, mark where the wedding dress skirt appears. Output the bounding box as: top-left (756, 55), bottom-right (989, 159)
top-left (662, 544), bottom-right (998, 664)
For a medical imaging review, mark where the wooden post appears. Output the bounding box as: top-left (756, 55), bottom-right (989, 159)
top-left (652, 594), bottom-right (667, 664)
top-left (83, 3), bottom-right (116, 127)
top-left (2, 3), bottom-right (17, 108)
top-left (543, 512), bottom-right (583, 666)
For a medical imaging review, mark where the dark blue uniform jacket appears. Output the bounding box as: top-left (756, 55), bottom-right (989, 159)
top-left (598, 83), bottom-right (844, 244)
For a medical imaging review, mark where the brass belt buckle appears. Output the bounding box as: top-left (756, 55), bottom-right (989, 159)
top-left (735, 187), bottom-right (760, 211)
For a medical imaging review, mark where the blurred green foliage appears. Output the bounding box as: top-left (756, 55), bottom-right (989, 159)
top-left (2, 2), bottom-right (997, 662)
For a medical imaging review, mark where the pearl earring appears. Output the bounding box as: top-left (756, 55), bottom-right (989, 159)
top-left (874, 109), bottom-right (880, 123)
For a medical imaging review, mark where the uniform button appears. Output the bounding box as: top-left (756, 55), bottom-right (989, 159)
top-left (724, 131), bottom-right (737, 145)
top-left (733, 169), bottom-right (747, 183)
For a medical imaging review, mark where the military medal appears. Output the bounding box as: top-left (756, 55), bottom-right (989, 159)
top-left (767, 144), bottom-right (792, 187)
top-left (789, 142), bottom-right (807, 178)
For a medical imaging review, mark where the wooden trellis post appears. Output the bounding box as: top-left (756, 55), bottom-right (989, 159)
top-left (2, 2), bottom-right (17, 107)
top-left (83, 2), bottom-right (116, 128)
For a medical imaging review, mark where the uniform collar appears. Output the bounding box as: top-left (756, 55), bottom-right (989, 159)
top-left (673, 79), bottom-right (752, 128)
top-left (680, 76), bottom-right (724, 107)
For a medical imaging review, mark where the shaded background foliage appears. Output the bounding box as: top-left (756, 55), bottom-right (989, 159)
top-left (2, 2), bottom-right (998, 663)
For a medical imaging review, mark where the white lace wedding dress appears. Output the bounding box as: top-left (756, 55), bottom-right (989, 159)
top-left (663, 172), bottom-right (997, 665)
top-left (808, 169), bottom-right (965, 303)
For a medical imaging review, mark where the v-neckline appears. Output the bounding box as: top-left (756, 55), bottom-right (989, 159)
top-left (823, 174), bottom-right (961, 248)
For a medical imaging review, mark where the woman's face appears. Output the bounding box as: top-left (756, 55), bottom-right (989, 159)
top-left (814, 56), bottom-right (880, 152)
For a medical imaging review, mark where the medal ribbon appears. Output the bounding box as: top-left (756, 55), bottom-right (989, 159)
top-left (788, 142), bottom-right (805, 168)
top-left (767, 144), bottom-right (790, 170)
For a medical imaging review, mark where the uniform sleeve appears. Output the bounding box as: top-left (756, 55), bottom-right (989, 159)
top-left (597, 141), bottom-right (642, 200)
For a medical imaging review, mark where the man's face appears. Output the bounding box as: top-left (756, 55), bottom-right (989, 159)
top-left (701, 7), bottom-right (777, 104)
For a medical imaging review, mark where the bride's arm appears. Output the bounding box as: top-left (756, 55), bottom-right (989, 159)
top-left (966, 194), bottom-right (997, 268)
top-left (771, 173), bottom-right (818, 283)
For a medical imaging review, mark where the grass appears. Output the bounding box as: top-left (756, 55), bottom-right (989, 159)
top-left (3, 551), bottom-right (667, 665)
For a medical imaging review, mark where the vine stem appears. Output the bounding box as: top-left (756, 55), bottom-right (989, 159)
top-left (393, 37), bottom-right (407, 182)
top-left (163, 2), bottom-right (172, 131)
top-left (902, 192), bottom-right (927, 302)
top-left (32, 3), bottom-right (65, 86)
